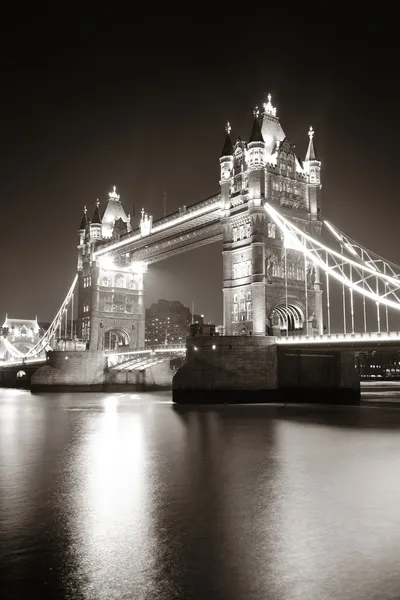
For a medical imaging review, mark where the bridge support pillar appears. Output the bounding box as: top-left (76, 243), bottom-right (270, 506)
top-left (251, 282), bottom-right (266, 335)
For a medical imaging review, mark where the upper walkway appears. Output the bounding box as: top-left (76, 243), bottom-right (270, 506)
top-left (94, 193), bottom-right (221, 262)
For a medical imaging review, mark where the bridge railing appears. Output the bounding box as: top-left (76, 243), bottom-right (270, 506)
top-left (277, 331), bottom-right (400, 344)
top-left (106, 344), bottom-right (186, 368)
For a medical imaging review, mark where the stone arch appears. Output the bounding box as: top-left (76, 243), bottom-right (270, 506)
top-left (12, 341), bottom-right (35, 355)
top-left (103, 328), bottom-right (131, 352)
top-left (16, 370), bottom-right (26, 378)
top-left (269, 298), bottom-right (305, 334)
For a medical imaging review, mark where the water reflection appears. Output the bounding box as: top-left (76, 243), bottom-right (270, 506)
top-left (58, 395), bottom-right (154, 599)
top-left (2, 392), bottom-right (400, 599)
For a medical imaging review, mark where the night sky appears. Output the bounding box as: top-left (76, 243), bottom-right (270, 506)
top-left (1, 16), bottom-right (399, 327)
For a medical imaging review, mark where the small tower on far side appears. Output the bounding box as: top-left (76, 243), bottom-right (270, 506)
top-left (78, 206), bottom-right (88, 245)
top-left (90, 199), bottom-right (102, 241)
top-left (219, 121), bottom-right (234, 214)
top-left (303, 126), bottom-right (322, 219)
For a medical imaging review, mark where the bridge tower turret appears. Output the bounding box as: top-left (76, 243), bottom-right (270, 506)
top-left (76, 187), bottom-right (145, 352)
top-left (90, 199), bottom-right (103, 241)
top-left (220, 94), bottom-right (324, 337)
top-left (303, 126), bottom-right (321, 220)
top-left (247, 109), bottom-right (267, 335)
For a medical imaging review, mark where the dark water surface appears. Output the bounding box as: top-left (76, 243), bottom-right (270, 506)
top-left (2, 390), bottom-right (400, 599)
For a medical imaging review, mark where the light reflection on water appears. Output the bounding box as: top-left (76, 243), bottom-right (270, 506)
top-left (2, 390), bottom-right (400, 599)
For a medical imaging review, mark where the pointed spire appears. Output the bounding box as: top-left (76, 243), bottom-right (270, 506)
top-left (79, 206), bottom-right (88, 231)
top-left (91, 199), bottom-right (101, 225)
top-left (249, 114), bottom-right (264, 143)
top-left (305, 126), bottom-right (317, 161)
top-left (262, 93), bottom-right (277, 117)
top-left (220, 121), bottom-right (233, 157)
top-left (109, 185), bottom-right (120, 201)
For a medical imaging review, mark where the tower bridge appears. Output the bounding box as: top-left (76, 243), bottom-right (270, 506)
top-left (2, 92), bottom-right (400, 400)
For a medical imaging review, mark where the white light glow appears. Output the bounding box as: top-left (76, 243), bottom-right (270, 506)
top-left (266, 204), bottom-right (400, 292)
top-left (94, 198), bottom-right (220, 258)
top-left (99, 255), bottom-right (114, 269)
top-left (131, 261), bottom-right (147, 274)
top-left (277, 331), bottom-right (400, 345)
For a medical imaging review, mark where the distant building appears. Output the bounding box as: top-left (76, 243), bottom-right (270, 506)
top-left (189, 323), bottom-right (216, 337)
top-left (1, 315), bottom-right (41, 355)
top-left (145, 299), bottom-right (204, 346)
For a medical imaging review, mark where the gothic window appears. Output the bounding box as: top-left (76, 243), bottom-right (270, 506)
top-left (126, 304), bottom-right (132, 313)
top-left (246, 291), bottom-right (251, 301)
top-left (233, 294), bottom-right (238, 303)
top-left (101, 276), bottom-right (109, 286)
top-left (268, 223), bottom-right (276, 238)
top-left (233, 304), bottom-right (238, 313)
top-left (128, 278), bottom-right (135, 289)
top-left (115, 275), bottom-right (125, 288)
top-left (233, 227), bottom-right (238, 242)
top-left (239, 301), bottom-right (245, 311)
top-left (245, 223), bottom-right (251, 238)
top-left (239, 225), bottom-right (244, 240)
top-left (234, 315), bottom-right (238, 322)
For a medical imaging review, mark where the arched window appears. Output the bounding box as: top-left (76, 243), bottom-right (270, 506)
top-left (115, 274), bottom-right (125, 288)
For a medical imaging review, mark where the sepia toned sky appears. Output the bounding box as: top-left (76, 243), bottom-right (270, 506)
top-left (1, 15), bottom-right (398, 328)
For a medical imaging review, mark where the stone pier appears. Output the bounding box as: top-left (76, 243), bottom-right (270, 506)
top-left (172, 336), bottom-right (360, 404)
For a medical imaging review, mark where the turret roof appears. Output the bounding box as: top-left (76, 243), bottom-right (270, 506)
top-left (79, 206), bottom-right (88, 231)
top-left (101, 186), bottom-right (129, 238)
top-left (91, 200), bottom-right (102, 225)
top-left (220, 121), bottom-right (233, 157)
top-left (249, 117), bottom-right (264, 143)
top-left (305, 126), bottom-right (317, 161)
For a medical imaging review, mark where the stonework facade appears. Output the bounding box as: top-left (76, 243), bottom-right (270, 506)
top-left (220, 97), bottom-right (323, 336)
top-left (76, 188), bottom-right (145, 351)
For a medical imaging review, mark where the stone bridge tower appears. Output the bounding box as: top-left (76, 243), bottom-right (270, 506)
top-left (221, 95), bottom-right (323, 337)
top-left (76, 187), bottom-right (145, 351)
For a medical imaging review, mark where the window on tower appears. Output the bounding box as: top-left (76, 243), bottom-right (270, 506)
top-left (115, 274), bottom-right (125, 288)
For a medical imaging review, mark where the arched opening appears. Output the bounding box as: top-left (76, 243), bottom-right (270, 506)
top-left (104, 329), bottom-right (130, 352)
top-left (12, 342), bottom-right (34, 355)
top-left (16, 370), bottom-right (26, 378)
top-left (269, 303), bottom-right (304, 334)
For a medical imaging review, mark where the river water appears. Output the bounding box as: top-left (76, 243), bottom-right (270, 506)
top-left (2, 389), bottom-right (400, 599)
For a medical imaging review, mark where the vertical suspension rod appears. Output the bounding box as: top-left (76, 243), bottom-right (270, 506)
top-left (325, 250), bottom-right (331, 335)
top-left (284, 241), bottom-right (288, 335)
top-left (362, 251), bottom-right (367, 333)
top-left (341, 245), bottom-right (347, 334)
top-left (376, 276), bottom-right (381, 333)
top-left (350, 263), bottom-right (355, 334)
top-left (304, 247), bottom-right (308, 335)
top-left (71, 292), bottom-right (74, 340)
top-left (384, 263), bottom-right (389, 333)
